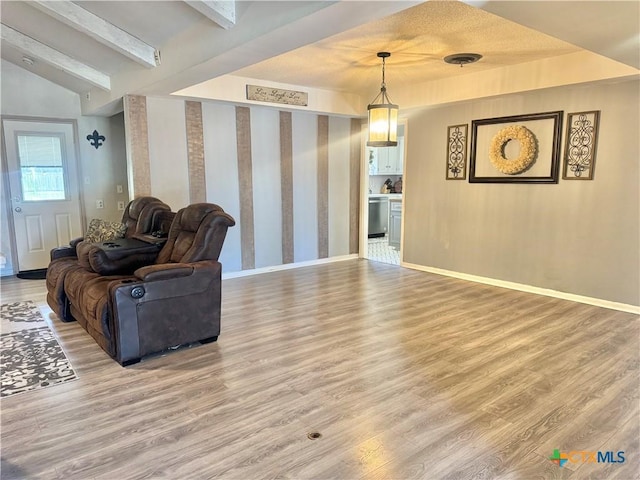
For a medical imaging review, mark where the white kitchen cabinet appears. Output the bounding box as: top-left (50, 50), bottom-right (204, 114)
top-left (388, 198), bottom-right (402, 249)
top-left (378, 148), bottom-right (395, 174)
top-left (368, 141), bottom-right (404, 175)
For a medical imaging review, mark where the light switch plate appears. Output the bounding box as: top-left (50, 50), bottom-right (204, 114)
top-left (116, 184), bottom-right (123, 194)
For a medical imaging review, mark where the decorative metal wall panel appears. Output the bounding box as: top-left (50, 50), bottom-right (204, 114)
top-left (446, 124), bottom-right (467, 180)
top-left (562, 111), bottom-right (600, 180)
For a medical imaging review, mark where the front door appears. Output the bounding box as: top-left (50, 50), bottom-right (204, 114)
top-left (3, 119), bottom-right (83, 272)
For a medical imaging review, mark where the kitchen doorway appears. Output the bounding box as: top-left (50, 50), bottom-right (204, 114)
top-left (360, 120), bottom-right (407, 265)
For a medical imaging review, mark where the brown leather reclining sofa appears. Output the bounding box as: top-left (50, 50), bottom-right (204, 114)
top-left (46, 202), bottom-right (235, 366)
top-left (46, 196), bottom-right (171, 321)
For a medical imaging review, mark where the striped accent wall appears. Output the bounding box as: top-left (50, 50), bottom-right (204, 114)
top-left (350, 118), bottom-right (361, 254)
top-left (123, 95), bottom-right (151, 197)
top-left (317, 115), bottom-right (329, 259)
top-left (279, 111), bottom-right (294, 264)
top-left (127, 96), bottom-right (361, 273)
top-left (185, 101), bottom-right (206, 203)
top-left (235, 106), bottom-right (256, 271)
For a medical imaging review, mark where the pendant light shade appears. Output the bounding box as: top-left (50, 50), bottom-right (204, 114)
top-left (367, 52), bottom-right (398, 147)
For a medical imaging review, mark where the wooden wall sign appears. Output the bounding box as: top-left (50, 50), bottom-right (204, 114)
top-left (246, 85), bottom-right (308, 106)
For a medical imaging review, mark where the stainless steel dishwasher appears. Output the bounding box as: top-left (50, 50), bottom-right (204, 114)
top-left (368, 197), bottom-right (388, 238)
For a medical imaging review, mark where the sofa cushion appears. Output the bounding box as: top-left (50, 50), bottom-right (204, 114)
top-left (65, 270), bottom-right (131, 355)
top-left (84, 219), bottom-right (127, 243)
top-left (45, 257), bottom-right (84, 319)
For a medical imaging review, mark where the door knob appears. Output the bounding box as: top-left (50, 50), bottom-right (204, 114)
top-left (14, 207), bottom-right (22, 213)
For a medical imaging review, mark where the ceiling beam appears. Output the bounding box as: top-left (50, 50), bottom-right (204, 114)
top-left (184, 1), bottom-right (236, 29)
top-left (30, 0), bottom-right (159, 68)
top-left (0, 24), bottom-right (111, 91)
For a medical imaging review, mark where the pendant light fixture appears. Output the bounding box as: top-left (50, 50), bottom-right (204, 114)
top-left (367, 52), bottom-right (398, 147)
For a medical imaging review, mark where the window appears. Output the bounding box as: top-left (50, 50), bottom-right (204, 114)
top-left (17, 134), bottom-right (67, 201)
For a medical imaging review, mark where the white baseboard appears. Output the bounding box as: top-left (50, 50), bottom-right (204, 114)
top-left (222, 254), bottom-right (358, 280)
top-left (402, 262), bottom-right (640, 315)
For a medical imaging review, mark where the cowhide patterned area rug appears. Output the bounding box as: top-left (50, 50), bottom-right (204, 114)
top-left (1, 301), bottom-right (77, 397)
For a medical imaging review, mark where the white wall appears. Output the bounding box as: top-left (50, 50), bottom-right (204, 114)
top-left (1, 60), bottom-right (129, 274)
top-left (403, 79), bottom-right (640, 306)
top-left (1, 60), bottom-right (83, 274)
top-left (291, 112), bottom-right (318, 263)
top-left (78, 113), bottom-right (130, 223)
top-left (0, 60), bottom-right (81, 118)
top-left (202, 103), bottom-right (243, 272)
top-left (328, 116), bottom-right (351, 257)
top-left (250, 107), bottom-right (283, 268)
top-left (146, 97), bottom-right (190, 211)
top-left (0, 156), bottom-right (12, 275)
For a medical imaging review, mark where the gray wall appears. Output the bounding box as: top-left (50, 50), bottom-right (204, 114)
top-left (403, 79), bottom-right (639, 306)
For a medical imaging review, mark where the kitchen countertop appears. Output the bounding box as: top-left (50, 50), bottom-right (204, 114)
top-left (369, 193), bottom-right (402, 198)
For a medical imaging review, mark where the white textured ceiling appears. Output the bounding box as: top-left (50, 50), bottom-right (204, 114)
top-left (232, 1), bottom-right (582, 97)
top-left (1, 0), bottom-right (637, 114)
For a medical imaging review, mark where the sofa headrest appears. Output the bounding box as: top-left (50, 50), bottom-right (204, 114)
top-left (156, 203), bottom-right (235, 264)
top-left (177, 203), bottom-right (227, 232)
top-left (122, 197), bottom-right (170, 236)
top-left (126, 197), bottom-right (164, 219)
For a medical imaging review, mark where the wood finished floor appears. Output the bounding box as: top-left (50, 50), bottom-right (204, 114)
top-left (0, 259), bottom-right (638, 480)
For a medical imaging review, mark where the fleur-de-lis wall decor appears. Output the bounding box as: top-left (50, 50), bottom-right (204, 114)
top-left (87, 130), bottom-right (106, 149)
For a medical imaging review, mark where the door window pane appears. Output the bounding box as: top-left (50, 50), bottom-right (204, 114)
top-left (17, 135), bottom-right (66, 201)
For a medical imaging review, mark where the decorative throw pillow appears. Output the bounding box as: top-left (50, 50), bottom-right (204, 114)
top-left (84, 219), bottom-right (127, 243)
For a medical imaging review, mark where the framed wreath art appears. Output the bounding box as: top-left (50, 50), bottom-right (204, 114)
top-left (469, 111), bottom-right (563, 183)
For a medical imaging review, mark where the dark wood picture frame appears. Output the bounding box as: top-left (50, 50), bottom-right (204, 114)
top-left (562, 110), bottom-right (600, 180)
top-left (446, 124), bottom-right (468, 180)
top-left (469, 111), bottom-right (563, 184)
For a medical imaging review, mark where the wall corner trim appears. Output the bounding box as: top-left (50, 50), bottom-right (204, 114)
top-left (401, 262), bottom-right (640, 315)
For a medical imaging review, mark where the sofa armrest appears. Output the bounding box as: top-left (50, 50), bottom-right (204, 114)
top-left (69, 237), bottom-right (84, 249)
top-left (134, 263), bottom-right (194, 282)
top-left (77, 238), bottom-right (162, 276)
top-left (50, 246), bottom-right (77, 261)
top-left (110, 260), bottom-right (222, 365)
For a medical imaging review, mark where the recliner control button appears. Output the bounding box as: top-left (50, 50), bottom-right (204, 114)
top-left (131, 286), bottom-right (145, 299)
